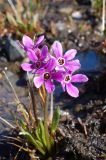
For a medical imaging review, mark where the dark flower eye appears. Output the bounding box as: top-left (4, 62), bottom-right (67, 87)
top-left (58, 58), bottom-right (65, 65)
top-left (64, 75), bottom-right (71, 82)
top-left (35, 61), bottom-right (41, 69)
top-left (44, 72), bottom-right (51, 80)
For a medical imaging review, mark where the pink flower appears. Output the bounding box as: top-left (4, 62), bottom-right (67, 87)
top-left (21, 45), bottom-right (49, 73)
top-left (51, 41), bottom-right (81, 72)
top-left (20, 35), bottom-right (88, 96)
top-left (61, 72), bottom-right (88, 97)
top-left (34, 59), bottom-right (63, 93)
top-left (20, 35), bottom-right (44, 51)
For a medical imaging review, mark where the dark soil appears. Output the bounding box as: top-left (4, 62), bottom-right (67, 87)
top-left (56, 101), bottom-right (106, 160)
top-left (0, 97), bottom-right (106, 160)
top-left (0, 130), bottom-right (30, 160)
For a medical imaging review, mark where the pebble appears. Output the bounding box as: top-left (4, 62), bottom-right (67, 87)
top-left (56, 21), bottom-right (66, 31)
top-left (72, 11), bottom-right (83, 20)
top-left (60, 110), bottom-right (69, 116)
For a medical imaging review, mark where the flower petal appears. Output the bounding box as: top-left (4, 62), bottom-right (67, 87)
top-left (51, 41), bottom-right (63, 58)
top-left (65, 60), bottom-right (81, 72)
top-left (21, 63), bottom-right (33, 71)
top-left (45, 80), bottom-right (55, 93)
top-left (22, 35), bottom-right (34, 48)
top-left (64, 49), bottom-right (77, 61)
top-left (27, 49), bottom-right (38, 62)
top-left (34, 76), bottom-right (44, 88)
top-left (55, 66), bottom-right (65, 72)
top-left (34, 35), bottom-right (44, 47)
top-left (36, 68), bottom-right (45, 74)
top-left (71, 74), bottom-right (88, 83)
top-left (35, 48), bottom-right (41, 59)
top-left (45, 58), bottom-right (56, 71)
top-left (61, 82), bottom-right (66, 91)
top-left (41, 45), bottom-right (48, 60)
top-left (52, 71), bottom-right (63, 82)
top-left (66, 83), bottom-right (79, 97)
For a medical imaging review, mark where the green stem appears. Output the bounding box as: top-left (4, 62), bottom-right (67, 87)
top-left (44, 93), bottom-right (51, 152)
top-left (50, 92), bottom-right (53, 122)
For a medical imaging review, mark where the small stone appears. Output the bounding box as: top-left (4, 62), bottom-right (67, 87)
top-left (56, 21), bottom-right (66, 31)
top-left (60, 110), bottom-right (69, 116)
top-left (68, 29), bottom-right (72, 33)
top-left (72, 11), bottom-right (83, 20)
top-left (102, 48), bottom-right (106, 54)
top-left (78, 43), bottom-right (83, 47)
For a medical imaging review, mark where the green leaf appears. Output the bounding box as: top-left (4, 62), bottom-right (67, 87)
top-left (6, 13), bottom-right (18, 26)
top-left (36, 127), bottom-right (41, 142)
top-left (19, 119), bottom-right (27, 130)
top-left (36, 140), bottom-right (44, 149)
top-left (36, 121), bottom-right (46, 147)
top-left (19, 131), bottom-right (45, 155)
top-left (39, 121), bottom-right (47, 146)
top-left (17, 21), bottom-right (27, 31)
top-left (51, 107), bottom-right (60, 134)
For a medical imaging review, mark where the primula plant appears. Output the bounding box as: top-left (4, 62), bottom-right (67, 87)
top-left (2, 35), bottom-right (88, 159)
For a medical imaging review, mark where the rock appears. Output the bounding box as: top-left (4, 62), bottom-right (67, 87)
top-left (0, 35), bottom-right (25, 61)
top-left (0, 57), bottom-right (7, 62)
top-left (72, 11), bottom-right (83, 20)
top-left (6, 37), bottom-right (25, 61)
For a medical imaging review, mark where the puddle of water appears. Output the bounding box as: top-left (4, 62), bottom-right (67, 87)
top-left (76, 50), bottom-right (106, 74)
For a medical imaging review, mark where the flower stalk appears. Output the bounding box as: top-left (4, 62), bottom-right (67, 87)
top-left (44, 93), bottom-right (51, 152)
top-left (27, 79), bottom-right (38, 126)
top-left (49, 92), bottom-right (53, 122)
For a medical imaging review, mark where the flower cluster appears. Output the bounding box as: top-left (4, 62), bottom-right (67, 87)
top-left (21, 35), bottom-right (88, 97)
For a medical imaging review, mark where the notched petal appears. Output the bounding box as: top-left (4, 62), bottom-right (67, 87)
top-left (71, 74), bottom-right (88, 83)
top-left (64, 49), bottom-right (77, 61)
top-left (21, 63), bottom-right (33, 71)
top-left (66, 83), bottom-right (79, 97)
top-left (22, 35), bottom-right (34, 48)
top-left (51, 41), bottom-right (63, 57)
